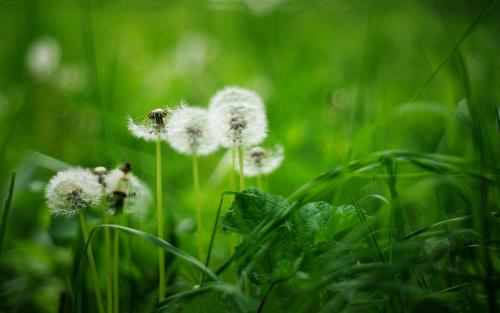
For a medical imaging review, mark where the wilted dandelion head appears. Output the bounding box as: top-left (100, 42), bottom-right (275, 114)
top-left (237, 145), bottom-right (284, 177)
top-left (104, 163), bottom-right (151, 215)
top-left (167, 105), bottom-right (219, 156)
top-left (209, 87), bottom-right (268, 148)
top-left (26, 36), bottom-right (61, 81)
top-left (128, 108), bottom-right (173, 142)
top-left (45, 168), bottom-right (102, 218)
top-left (92, 166), bottom-right (108, 185)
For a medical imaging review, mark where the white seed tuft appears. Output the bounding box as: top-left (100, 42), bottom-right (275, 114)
top-left (45, 168), bottom-right (102, 218)
top-left (127, 108), bottom-right (173, 142)
top-left (104, 167), bottom-right (151, 215)
top-left (26, 36), bottom-right (61, 81)
top-left (208, 87), bottom-right (268, 148)
top-left (167, 105), bottom-right (219, 156)
top-left (236, 145), bottom-right (284, 177)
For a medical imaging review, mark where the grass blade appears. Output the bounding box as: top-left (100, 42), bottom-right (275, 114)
top-left (0, 172), bottom-right (16, 256)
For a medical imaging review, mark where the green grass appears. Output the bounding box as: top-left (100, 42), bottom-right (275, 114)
top-left (0, 0), bottom-right (499, 312)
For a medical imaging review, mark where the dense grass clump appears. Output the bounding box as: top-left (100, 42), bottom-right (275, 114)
top-left (0, 0), bottom-right (499, 312)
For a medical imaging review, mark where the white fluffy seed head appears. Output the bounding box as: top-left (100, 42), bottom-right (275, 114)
top-left (127, 107), bottom-right (174, 142)
top-left (237, 145), bottom-right (284, 177)
top-left (26, 36), bottom-right (61, 81)
top-left (45, 168), bottom-right (102, 218)
top-left (104, 167), bottom-right (151, 215)
top-left (167, 105), bottom-right (219, 156)
top-left (209, 87), bottom-right (268, 148)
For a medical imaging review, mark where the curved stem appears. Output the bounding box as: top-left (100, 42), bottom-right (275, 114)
top-left (78, 213), bottom-right (105, 313)
top-left (192, 154), bottom-right (204, 261)
top-left (156, 138), bottom-right (165, 301)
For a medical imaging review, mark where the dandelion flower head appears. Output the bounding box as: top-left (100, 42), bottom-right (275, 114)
top-left (128, 107), bottom-right (174, 142)
top-left (104, 163), bottom-right (151, 215)
top-left (209, 87), bottom-right (268, 148)
top-left (45, 168), bottom-right (102, 218)
top-left (237, 145), bottom-right (284, 177)
top-left (167, 105), bottom-right (219, 156)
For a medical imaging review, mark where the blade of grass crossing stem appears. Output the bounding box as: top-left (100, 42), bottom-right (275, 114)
top-left (351, 195), bottom-right (385, 262)
top-left (74, 224), bottom-right (218, 289)
top-left (0, 172), bottom-right (15, 256)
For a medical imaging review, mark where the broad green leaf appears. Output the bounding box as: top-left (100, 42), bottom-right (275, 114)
top-left (222, 189), bottom-right (334, 285)
top-left (221, 188), bottom-right (288, 235)
top-left (315, 205), bottom-right (358, 243)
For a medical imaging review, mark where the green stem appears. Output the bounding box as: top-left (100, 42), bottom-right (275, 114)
top-left (78, 213), bottom-right (105, 313)
top-left (230, 146), bottom-right (236, 191)
top-left (238, 145), bottom-right (245, 192)
top-left (256, 174), bottom-right (262, 190)
top-left (156, 138), bottom-right (165, 301)
top-left (113, 215), bottom-right (120, 313)
top-left (102, 199), bottom-right (113, 313)
top-left (192, 154), bottom-right (204, 261)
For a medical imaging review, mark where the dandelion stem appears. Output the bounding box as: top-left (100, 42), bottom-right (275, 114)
top-left (156, 138), bottom-right (166, 301)
top-left (113, 215), bottom-right (120, 313)
top-left (256, 174), bottom-right (262, 190)
top-left (78, 213), bottom-right (105, 313)
top-left (238, 145), bottom-right (245, 191)
top-left (192, 154), bottom-right (204, 261)
top-left (102, 198), bottom-right (113, 313)
top-left (228, 146), bottom-right (237, 256)
top-left (230, 145), bottom-right (236, 191)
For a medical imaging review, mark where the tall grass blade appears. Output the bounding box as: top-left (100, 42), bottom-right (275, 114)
top-left (0, 172), bottom-right (15, 256)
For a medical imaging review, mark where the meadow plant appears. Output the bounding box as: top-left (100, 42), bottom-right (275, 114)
top-left (104, 163), bottom-right (149, 313)
top-left (26, 36), bottom-right (60, 82)
top-left (167, 105), bottom-right (219, 260)
top-left (45, 168), bottom-right (105, 313)
top-left (128, 107), bottom-right (174, 301)
top-left (236, 145), bottom-right (284, 189)
top-left (209, 87), bottom-right (268, 191)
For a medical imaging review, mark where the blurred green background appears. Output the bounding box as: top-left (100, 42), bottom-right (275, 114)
top-left (0, 0), bottom-right (499, 312)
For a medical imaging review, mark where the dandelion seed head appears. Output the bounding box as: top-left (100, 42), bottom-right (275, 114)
top-left (104, 166), bottom-right (151, 215)
top-left (92, 166), bottom-right (108, 185)
top-left (128, 108), bottom-right (173, 142)
top-left (237, 145), bottom-right (284, 177)
top-left (45, 168), bottom-right (102, 218)
top-left (26, 36), bottom-right (61, 81)
top-left (209, 87), bottom-right (268, 148)
top-left (167, 106), bottom-right (219, 156)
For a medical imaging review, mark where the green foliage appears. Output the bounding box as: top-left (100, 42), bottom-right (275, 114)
top-left (222, 188), bottom-right (363, 286)
top-left (1, 0), bottom-right (500, 312)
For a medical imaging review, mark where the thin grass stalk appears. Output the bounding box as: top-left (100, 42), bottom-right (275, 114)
top-left (156, 138), bottom-right (166, 301)
top-left (102, 198), bottom-right (113, 313)
top-left (192, 154), bottom-right (204, 260)
top-left (113, 215), bottom-right (120, 313)
top-left (0, 172), bottom-right (15, 257)
top-left (78, 213), bottom-right (105, 313)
